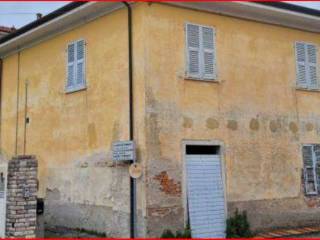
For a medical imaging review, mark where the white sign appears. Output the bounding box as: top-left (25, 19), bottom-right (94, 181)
top-left (112, 140), bottom-right (136, 162)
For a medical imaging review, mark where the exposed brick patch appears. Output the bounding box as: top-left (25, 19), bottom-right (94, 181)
top-left (153, 171), bottom-right (181, 196)
top-left (148, 206), bottom-right (181, 217)
top-left (6, 155), bottom-right (38, 238)
top-left (148, 207), bottom-right (172, 217)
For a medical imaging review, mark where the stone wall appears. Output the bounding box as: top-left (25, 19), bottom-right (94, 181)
top-left (6, 155), bottom-right (38, 238)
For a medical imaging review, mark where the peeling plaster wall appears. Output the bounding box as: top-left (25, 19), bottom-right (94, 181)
top-left (1, 2), bottom-right (320, 237)
top-left (0, 4), bottom-right (148, 237)
top-left (142, 3), bottom-right (320, 236)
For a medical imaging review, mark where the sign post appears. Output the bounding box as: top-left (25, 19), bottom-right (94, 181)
top-left (112, 140), bottom-right (137, 237)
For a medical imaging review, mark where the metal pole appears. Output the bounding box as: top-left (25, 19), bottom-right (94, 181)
top-left (23, 80), bottom-right (28, 155)
top-left (15, 52), bottom-right (21, 155)
top-left (122, 2), bottom-right (136, 238)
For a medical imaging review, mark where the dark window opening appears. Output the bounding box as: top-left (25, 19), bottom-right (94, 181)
top-left (37, 198), bottom-right (44, 215)
top-left (186, 145), bottom-right (220, 155)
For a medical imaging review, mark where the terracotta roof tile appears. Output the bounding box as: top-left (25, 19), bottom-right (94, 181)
top-left (0, 26), bottom-right (16, 33)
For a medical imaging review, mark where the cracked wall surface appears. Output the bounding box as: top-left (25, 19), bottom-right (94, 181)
top-left (142, 3), bottom-right (320, 237)
top-left (0, 4), bottom-right (148, 238)
top-left (1, 2), bottom-right (320, 238)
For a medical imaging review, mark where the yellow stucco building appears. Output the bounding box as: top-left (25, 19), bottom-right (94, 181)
top-left (0, 2), bottom-right (319, 237)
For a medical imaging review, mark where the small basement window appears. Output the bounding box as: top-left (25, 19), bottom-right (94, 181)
top-left (186, 145), bottom-right (220, 155)
top-left (302, 144), bottom-right (320, 195)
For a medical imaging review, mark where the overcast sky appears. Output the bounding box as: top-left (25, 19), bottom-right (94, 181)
top-left (0, 1), bottom-right (319, 29)
top-left (0, 2), bottom-right (68, 28)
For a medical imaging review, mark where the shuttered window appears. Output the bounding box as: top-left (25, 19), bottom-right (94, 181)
top-left (302, 144), bottom-right (320, 195)
top-left (186, 23), bottom-right (217, 80)
top-left (66, 39), bottom-right (86, 92)
top-left (295, 42), bottom-right (318, 89)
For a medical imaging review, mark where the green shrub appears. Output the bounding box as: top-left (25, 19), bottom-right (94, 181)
top-left (177, 223), bottom-right (191, 238)
top-left (161, 224), bottom-right (191, 238)
top-left (161, 210), bottom-right (252, 239)
top-left (226, 209), bottom-right (252, 238)
top-left (161, 229), bottom-right (175, 238)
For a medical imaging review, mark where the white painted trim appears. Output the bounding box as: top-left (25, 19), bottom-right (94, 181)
top-left (1, 3), bottom-right (95, 48)
top-left (237, 2), bottom-right (320, 21)
top-left (0, 2), bottom-right (124, 57)
top-left (181, 140), bottom-right (228, 228)
top-left (166, 2), bottom-right (320, 33)
top-left (1, 2), bottom-right (318, 57)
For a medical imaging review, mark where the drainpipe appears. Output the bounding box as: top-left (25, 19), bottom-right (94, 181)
top-left (23, 80), bottom-right (28, 155)
top-left (123, 2), bottom-right (136, 238)
top-left (15, 52), bottom-right (21, 155)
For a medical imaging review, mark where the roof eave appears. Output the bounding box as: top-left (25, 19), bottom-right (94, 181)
top-left (0, 1), bottom-right (319, 57)
top-left (167, 2), bottom-right (320, 33)
top-left (0, 2), bottom-right (124, 57)
top-left (0, 2), bottom-right (87, 44)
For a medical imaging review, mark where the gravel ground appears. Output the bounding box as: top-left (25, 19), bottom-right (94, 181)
top-left (45, 226), bottom-right (106, 238)
top-left (287, 232), bottom-right (320, 238)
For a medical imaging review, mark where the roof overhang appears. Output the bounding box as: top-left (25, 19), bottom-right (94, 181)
top-left (167, 2), bottom-right (320, 33)
top-left (0, 2), bottom-right (124, 57)
top-left (0, 2), bottom-right (319, 58)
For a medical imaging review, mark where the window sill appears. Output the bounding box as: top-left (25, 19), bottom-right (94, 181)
top-left (305, 193), bottom-right (319, 197)
top-left (184, 76), bottom-right (220, 83)
top-left (65, 85), bottom-right (87, 94)
top-left (296, 87), bottom-right (320, 93)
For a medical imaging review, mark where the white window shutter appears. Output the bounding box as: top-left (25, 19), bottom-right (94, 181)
top-left (314, 145), bottom-right (320, 193)
top-left (186, 24), bottom-right (201, 78)
top-left (67, 43), bottom-right (75, 88)
top-left (66, 40), bottom-right (86, 92)
top-left (303, 145), bottom-right (317, 195)
top-left (307, 44), bottom-right (318, 89)
top-left (76, 40), bottom-right (85, 85)
top-left (202, 26), bottom-right (216, 79)
top-left (295, 42), bottom-right (307, 88)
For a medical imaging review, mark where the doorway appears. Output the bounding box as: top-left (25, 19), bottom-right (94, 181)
top-left (184, 143), bottom-right (226, 238)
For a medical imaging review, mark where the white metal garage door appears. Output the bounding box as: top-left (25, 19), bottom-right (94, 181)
top-left (186, 154), bottom-right (226, 238)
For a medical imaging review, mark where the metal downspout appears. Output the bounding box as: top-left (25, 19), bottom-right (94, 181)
top-left (123, 2), bottom-right (136, 238)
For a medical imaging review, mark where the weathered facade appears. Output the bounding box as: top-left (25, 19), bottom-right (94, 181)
top-left (0, 2), bottom-right (319, 237)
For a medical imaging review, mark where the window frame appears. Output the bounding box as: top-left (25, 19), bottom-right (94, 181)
top-left (185, 22), bottom-right (218, 81)
top-left (295, 41), bottom-right (319, 91)
top-left (302, 144), bottom-right (319, 196)
top-left (65, 39), bottom-right (87, 93)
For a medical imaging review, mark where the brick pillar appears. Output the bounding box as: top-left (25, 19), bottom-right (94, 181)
top-left (6, 155), bottom-right (38, 238)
